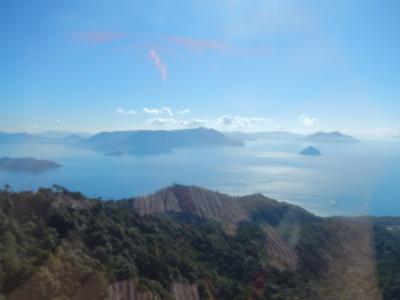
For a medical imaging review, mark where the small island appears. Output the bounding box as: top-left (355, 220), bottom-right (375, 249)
top-left (299, 146), bottom-right (321, 156)
top-left (0, 157), bottom-right (61, 173)
top-left (78, 127), bottom-right (243, 156)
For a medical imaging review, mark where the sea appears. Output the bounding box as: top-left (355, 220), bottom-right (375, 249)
top-left (0, 139), bottom-right (399, 217)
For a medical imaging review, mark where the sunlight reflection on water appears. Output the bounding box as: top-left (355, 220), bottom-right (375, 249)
top-left (0, 139), bottom-right (399, 216)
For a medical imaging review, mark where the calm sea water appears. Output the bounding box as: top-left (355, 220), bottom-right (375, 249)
top-left (0, 140), bottom-right (399, 216)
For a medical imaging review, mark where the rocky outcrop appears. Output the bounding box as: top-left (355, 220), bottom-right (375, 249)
top-left (108, 281), bottom-right (159, 300)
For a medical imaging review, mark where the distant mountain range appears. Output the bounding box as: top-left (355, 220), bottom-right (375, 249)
top-left (0, 129), bottom-right (361, 156)
top-left (34, 131), bottom-right (92, 139)
top-left (224, 130), bottom-right (303, 141)
top-left (303, 131), bottom-right (359, 143)
top-left (0, 132), bottom-right (41, 144)
top-left (79, 127), bottom-right (243, 155)
top-left (224, 130), bottom-right (360, 144)
top-left (0, 132), bottom-right (85, 145)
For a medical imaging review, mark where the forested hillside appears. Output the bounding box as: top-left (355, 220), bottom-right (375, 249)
top-left (0, 185), bottom-right (399, 300)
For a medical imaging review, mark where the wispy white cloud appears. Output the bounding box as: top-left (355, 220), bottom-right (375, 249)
top-left (299, 114), bottom-right (318, 127)
top-left (146, 118), bottom-right (178, 126)
top-left (145, 117), bottom-right (208, 129)
top-left (143, 107), bottom-right (161, 115)
top-left (177, 109), bottom-right (191, 115)
top-left (142, 113), bottom-right (272, 131)
top-left (149, 49), bottom-right (167, 80)
top-left (215, 115), bottom-right (271, 130)
top-left (143, 107), bottom-right (173, 116)
top-left (144, 115), bottom-right (270, 131)
top-left (183, 119), bottom-right (209, 128)
top-left (116, 107), bottom-right (137, 115)
top-left (162, 107), bottom-right (173, 116)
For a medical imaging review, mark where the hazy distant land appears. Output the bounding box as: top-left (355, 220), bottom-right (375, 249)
top-left (78, 127), bottom-right (243, 155)
top-left (0, 129), bottom-right (360, 151)
top-left (223, 130), bottom-right (303, 141)
top-left (0, 132), bottom-right (85, 145)
top-left (224, 130), bottom-right (360, 144)
top-left (303, 131), bottom-right (359, 143)
top-left (0, 157), bottom-right (61, 173)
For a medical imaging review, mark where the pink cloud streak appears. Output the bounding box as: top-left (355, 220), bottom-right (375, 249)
top-left (167, 36), bottom-right (229, 52)
top-left (149, 49), bottom-right (168, 80)
top-left (166, 35), bottom-right (271, 56)
top-left (74, 31), bottom-right (127, 44)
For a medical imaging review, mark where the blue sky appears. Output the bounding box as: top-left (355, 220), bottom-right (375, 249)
top-left (1, 0), bottom-right (399, 137)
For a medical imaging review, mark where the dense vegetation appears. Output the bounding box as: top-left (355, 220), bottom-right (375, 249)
top-left (373, 218), bottom-right (400, 300)
top-left (0, 188), bottom-right (270, 299)
top-left (1, 186), bottom-right (400, 299)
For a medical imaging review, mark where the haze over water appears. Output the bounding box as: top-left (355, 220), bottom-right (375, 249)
top-left (1, 139), bottom-right (399, 217)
